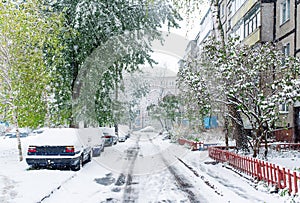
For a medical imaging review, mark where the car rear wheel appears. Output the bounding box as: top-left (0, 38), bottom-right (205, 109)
top-left (71, 156), bottom-right (83, 171)
top-left (87, 151), bottom-right (92, 162)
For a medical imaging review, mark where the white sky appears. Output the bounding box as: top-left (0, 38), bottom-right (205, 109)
top-left (151, 2), bottom-right (210, 73)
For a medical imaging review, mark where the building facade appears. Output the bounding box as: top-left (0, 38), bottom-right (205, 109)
top-left (191, 0), bottom-right (300, 140)
top-left (127, 66), bottom-right (178, 130)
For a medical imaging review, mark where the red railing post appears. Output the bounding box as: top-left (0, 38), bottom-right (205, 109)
top-left (251, 158), bottom-right (255, 177)
top-left (276, 165), bottom-right (282, 189)
top-left (270, 164), bottom-right (274, 185)
top-left (282, 167), bottom-right (287, 189)
top-left (262, 161), bottom-right (266, 181)
top-left (288, 169), bottom-right (292, 194)
top-left (293, 171), bottom-right (298, 194)
top-left (255, 159), bottom-right (259, 179)
top-left (266, 162), bottom-right (270, 184)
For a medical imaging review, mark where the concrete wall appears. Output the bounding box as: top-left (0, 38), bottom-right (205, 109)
top-left (296, 0), bottom-right (300, 57)
top-left (275, 0), bottom-right (296, 40)
top-left (261, 3), bottom-right (274, 42)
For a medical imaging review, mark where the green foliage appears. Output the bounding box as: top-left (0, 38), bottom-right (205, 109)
top-left (120, 72), bottom-right (150, 126)
top-left (279, 187), bottom-right (290, 197)
top-left (201, 36), bottom-right (300, 153)
top-left (43, 0), bottom-right (182, 127)
top-left (148, 94), bottom-right (181, 129)
top-left (0, 0), bottom-right (62, 128)
top-left (177, 57), bottom-right (211, 129)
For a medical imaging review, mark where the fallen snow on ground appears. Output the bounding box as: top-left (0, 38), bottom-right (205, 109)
top-left (0, 130), bottom-right (299, 203)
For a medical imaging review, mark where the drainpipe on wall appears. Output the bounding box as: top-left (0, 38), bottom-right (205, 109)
top-left (273, 0), bottom-right (276, 41)
top-left (294, 0), bottom-right (297, 57)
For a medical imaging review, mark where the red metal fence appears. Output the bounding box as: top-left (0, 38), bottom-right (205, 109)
top-left (208, 146), bottom-right (300, 195)
top-left (178, 138), bottom-right (203, 151)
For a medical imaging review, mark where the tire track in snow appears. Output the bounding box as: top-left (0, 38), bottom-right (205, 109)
top-left (38, 173), bottom-right (78, 202)
top-left (191, 161), bottom-right (263, 202)
top-left (147, 135), bottom-right (206, 203)
top-left (0, 175), bottom-right (17, 203)
top-left (122, 135), bottom-right (141, 203)
top-left (176, 158), bottom-right (223, 196)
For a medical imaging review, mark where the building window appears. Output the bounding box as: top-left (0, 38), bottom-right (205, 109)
top-left (283, 43), bottom-right (290, 56)
top-left (231, 20), bottom-right (244, 41)
top-left (228, 4), bottom-right (232, 16)
top-left (244, 6), bottom-right (260, 38)
top-left (279, 103), bottom-right (289, 113)
top-left (280, 0), bottom-right (290, 24)
top-left (232, 0), bottom-right (247, 14)
top-left (221, 4), bottom-right (225, 17)
top-left (282, 43), bottom-right (290, 65)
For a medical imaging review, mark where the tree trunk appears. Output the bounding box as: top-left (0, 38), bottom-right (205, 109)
top-left (114, 77), bottom-right (119, 136)
top-left (12, 106), bottom-right (22, 161)
top-left (129, 119), bottom-right (132, 130)
top-left (229, 103), bottom-right (249, 152)
top-left (253, 128), bottom-right (263, 158)
top-left (70, 50), bottom-right (80, 128)
top-left (158, 118), bottom-right (164, 129)
top-left (264, 132), bottom-right (268, 159)
top-left (224, 115), bottom-right (229, 150)
top-left (253, 140), bottom-right (259, 158)
top-left (114, 123), bottom-right (118, 136)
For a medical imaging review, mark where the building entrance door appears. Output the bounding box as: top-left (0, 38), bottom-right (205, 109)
top-left (294, 107), bottom-right (300, 142)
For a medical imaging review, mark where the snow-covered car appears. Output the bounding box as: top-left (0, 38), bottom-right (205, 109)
top-left (100, 127), bottom-right (117, 146)
top-left (25, 128), bottom-right (104, 171)
top-left (162, 131), bottom-right (171, 140)
top-left (112, 135), bottom-right (118, 145)
top-left (30, 128), bottom-right (47, 136)
top-left (118, 130), bottom-right (127, 142)
top-left (5, 132), bottom-right (29, 138)
top-left (5, 127), bottom-right (31, 138)
top-left (125, 132), bottom-right (131, 139)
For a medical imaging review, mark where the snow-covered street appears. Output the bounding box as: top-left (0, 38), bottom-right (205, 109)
top-left (0, 130), bottom-right (296, 203)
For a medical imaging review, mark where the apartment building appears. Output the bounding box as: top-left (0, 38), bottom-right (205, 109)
top-left (190, 0), bottom-right (300, 141)
top-left (223, 0), bottom-right (274, 44)
top-left (125, 66), bottom-right (178, 129)
top-left (275, 0), bottom-right (298, 55)
top-left (196, 8), bottom-right (215, 48)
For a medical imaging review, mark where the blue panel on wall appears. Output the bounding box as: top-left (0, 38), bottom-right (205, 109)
top-left (204, 116), bottom-right (218, 129)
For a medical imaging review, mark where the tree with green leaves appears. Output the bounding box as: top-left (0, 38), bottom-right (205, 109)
top-left (119, 72), bottom-right (150, 129)
top-left (174, 0), bottom-right (248, 148)
top-left (0, 1), bottom-right (62, 161)
top-left (199, 37), bottom-right (300, 157)
top-left (44, 0), bottom-right (182, 128)
top-left (147, 94), bottom-right (181, 130)
top-left (177, 58), bottom-right (211, 131)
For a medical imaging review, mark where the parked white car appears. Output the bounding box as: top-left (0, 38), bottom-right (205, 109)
top-left (100, 127), bottom-right (118, 146)
top-left (26, 128), bottom-right (104, 171)
top-left (118, 129), bottom-right (127, 142)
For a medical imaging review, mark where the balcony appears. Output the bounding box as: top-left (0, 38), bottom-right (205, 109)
top-left (231, 0), bottom-right (259, 27)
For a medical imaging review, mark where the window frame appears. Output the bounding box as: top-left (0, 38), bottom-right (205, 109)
top-left (279, 103), bottom-right (289, 114)
top-left (280, 0), bottom-right (291, 25)
top-left (243, 7), bottom-right (260, 38)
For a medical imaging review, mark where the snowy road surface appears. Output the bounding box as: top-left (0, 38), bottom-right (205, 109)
top-left (0, 131), bottom-right (290, 202)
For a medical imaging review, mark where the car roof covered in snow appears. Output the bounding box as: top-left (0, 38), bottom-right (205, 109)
top-left (29, 128), bottom-right (80, 146)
